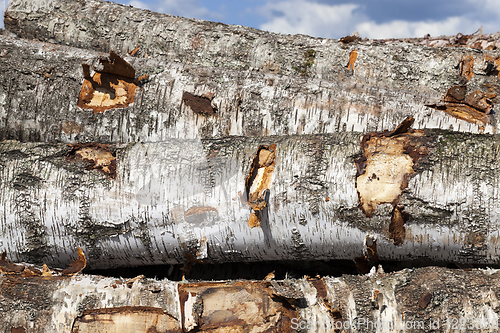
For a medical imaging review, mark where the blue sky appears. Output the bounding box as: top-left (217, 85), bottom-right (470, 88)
top-left (1, 0), bottom-right (499, 39)
top-left (124, 0), bottom-right (500, 39)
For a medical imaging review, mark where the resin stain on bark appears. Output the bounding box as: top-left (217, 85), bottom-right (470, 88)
top-left (418, 292), bottom-right (433, 309)
top-left (182, 92), bottom-right (217, 116)
top-left (183, 206), bottom-right (219, 224)
top-left (78, 51), bottom-right (137, 113)
top-left (390, 206), bottom-right (409, 246)
top-left (61, 121), bottom-right (83, 136)
top-left (245, 144), bottom-right (276, 228)
top-left (60, 247), bottom-right (86, 276)
top-left (0, 251), bottom-right (25, 274)
top-left (346, 50), bottom-right (358, 71)
top-left (66, 143), bottom-right (117, 178)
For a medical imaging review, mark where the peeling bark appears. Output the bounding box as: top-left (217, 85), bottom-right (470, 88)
top-left (1, 265), bottom-right (500, 332)
top-left (3, 2), bottom-right (500, 142)
top-left (1, 35), bottom-right (500, 145)
top-left (2, 2), bottom-right (500, 331)
top-left (4, 0), bottom-right (500, 80)
top-left (78, 51), bottom-right (138, 113)
top-left (1, 129), bottom-right (500, 269)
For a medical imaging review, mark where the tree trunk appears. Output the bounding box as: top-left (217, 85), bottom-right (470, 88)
top-left (1, 128), bottom-right (499, 269)
top-left (4, 2), bottom-right (500, 331)
top-left (1, 263), bottom-right (500, 333)
top-left (3, 0), bottom-right (500, 80)
top-left (1, 34), bottom-right (499, 146)
top-left (3, 0), bottom-right (500, 140)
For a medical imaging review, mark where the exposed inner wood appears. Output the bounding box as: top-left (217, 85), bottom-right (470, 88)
top-left (78, 51), bottom-right (137, 113)
top-left (485, 54), bottom-right (500, 76)
top-left (427, 84), bottom-right (496, 131)
top-left (182, 92), bottom-right (217, 116)
top-left (245, 144), bottom-right (276, 228)
top-left (179, 282), bottom-right (296, 332)
top-left (459, 55), bottom-right (474, 82)
top-left (356, 133), bottom-right (420, 217)
top-left (66, 143), bottom-right (117, 178)
top-left (71, 306), bottom-right (179, 333)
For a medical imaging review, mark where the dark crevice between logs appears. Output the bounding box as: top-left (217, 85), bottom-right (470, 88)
top-left (78, 51), bottom-right (138, 113)
top-left (355, 117), bottom-right (434, 247)
top-left (83, 259), bottom-right (500, 283)
top-left (354, 235), bottom-right (380, 274)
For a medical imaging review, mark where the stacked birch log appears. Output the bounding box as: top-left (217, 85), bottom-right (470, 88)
top-left (2, 0), bottom-right (500, 331)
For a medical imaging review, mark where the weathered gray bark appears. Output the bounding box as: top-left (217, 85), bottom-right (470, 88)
top-left (3, 0), bottom-right (500, 82)
top-left (1, 265), bottom-right (500, 333)
top-left (2, 2), bottom-right (500, 332)
top-left (1, 129), bottom-right (499, 269)
top-left (0, 34), bottom-right (500, 146)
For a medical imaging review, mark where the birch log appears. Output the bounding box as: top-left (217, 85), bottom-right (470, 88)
top-left (1, 265), bottom-right (500, 333)
top-left (1, 34), bottom-right (500, 146)
top-left (4, 0), bottom-right (500, 81)
top-left (1, 128), bottom-right (499, 269)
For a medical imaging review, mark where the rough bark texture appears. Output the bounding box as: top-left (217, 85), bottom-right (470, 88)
top-left (1, 35), bottom-right (500, 146)
top-left (3, 0), bottom-right (500, 79)
top-left (4, 2), bottom-right (500, 331)
top-left (1, 129), bottom-right (500, 269)
top-left (1, 265), bottom-right (500, 332)
top-left (3, 0), bottom-right (500, 141)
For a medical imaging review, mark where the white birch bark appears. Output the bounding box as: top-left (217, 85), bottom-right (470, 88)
top-left (0, 129), bottom-right (499, 269)
top-left (1, 265), bottom-right (500, 333)
top-left (0, 34), bottom-right (499, 146)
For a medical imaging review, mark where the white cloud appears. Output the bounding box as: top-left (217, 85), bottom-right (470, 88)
top-left (258, 1), bottom-right (361, 38)
top-left (257, 0), bottom-right (499, 39)
top-left (128, 0), bottom-right (224, 21)
top-left (356, 17), bottom-right (481, 39)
